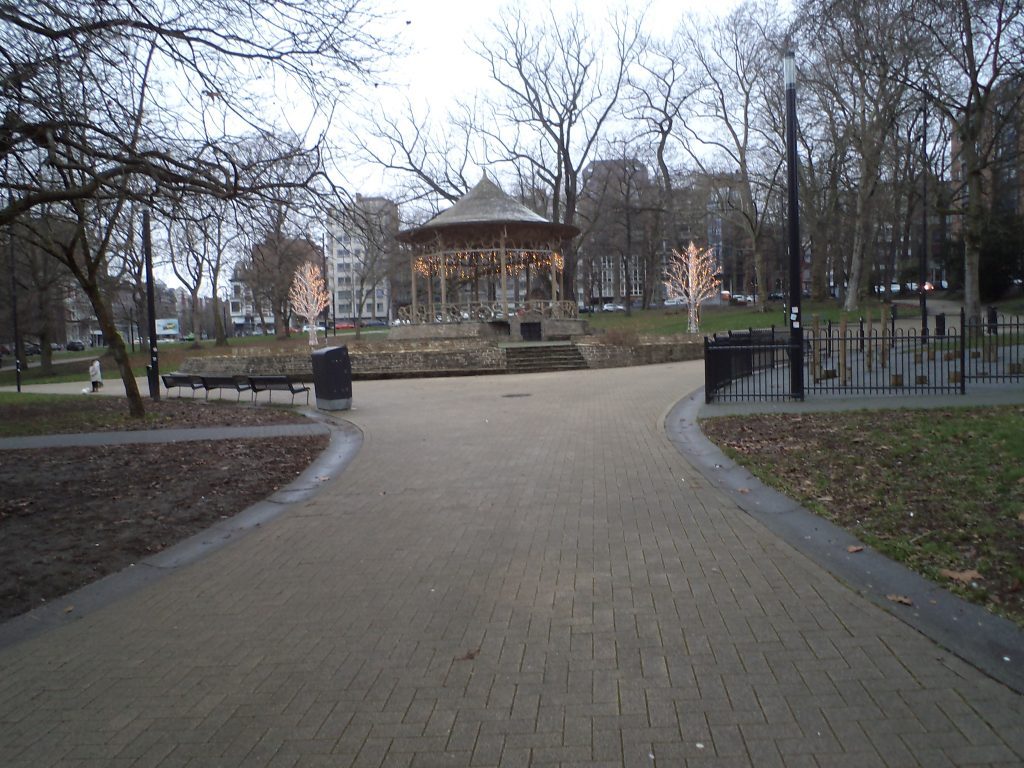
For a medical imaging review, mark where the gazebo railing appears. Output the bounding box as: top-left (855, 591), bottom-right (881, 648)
top-left (397, 300), bottom-right (579, 324)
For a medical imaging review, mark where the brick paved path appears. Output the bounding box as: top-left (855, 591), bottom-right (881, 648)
top-left (1, 362), bottom-right (1021, 767)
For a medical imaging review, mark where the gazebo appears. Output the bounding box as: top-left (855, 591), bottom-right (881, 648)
top-left (394, 176), bottom-right (584, 341)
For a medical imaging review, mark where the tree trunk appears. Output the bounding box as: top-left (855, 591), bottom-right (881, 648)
top-left (212, 294), bottom-right (228, 346)
top-left (189, 291), bottom-right (201, 349)
top-left (843, 158), bottom-right (879, 312)
top-left (961, 136), bottom-right (984, 325)
top-left (84, 281), bottom-right (145, 417)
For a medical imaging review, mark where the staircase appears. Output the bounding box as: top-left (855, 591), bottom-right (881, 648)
top-left (504, 342), bottom-right (589, 374)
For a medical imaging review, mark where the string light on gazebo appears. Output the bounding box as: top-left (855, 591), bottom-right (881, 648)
top-left (397, 175), bottom-right (580, 331)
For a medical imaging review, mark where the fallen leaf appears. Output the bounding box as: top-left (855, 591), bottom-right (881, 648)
top-left (938, 568), bottom-right (983, 584)
top-left (886, 594), bottom-right (913, 606)
top-left (455, 648), bottom-right (479, 662)
top-left (738, 488), bottom-right (750, 494)
top-left (63, 605), bottom-right (74, 614)
top-left (847, 545), bottom-right (864, 553)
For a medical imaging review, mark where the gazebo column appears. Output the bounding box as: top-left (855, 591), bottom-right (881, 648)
top-left (500, 230), bottom-right (508, 319)
top-left (560, 251), bottom-right (566, 310)
top-left (410, 251), bottom-right (418, 323)
top-left (440, 251), bottom-right (447, 322)
top-left (550, 254), bottom-right (557, 308)
top-left (426, 255), bottom-right (434, 322)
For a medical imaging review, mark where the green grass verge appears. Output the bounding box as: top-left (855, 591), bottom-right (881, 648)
top-left (701, 406), bottom-right (1024, 627)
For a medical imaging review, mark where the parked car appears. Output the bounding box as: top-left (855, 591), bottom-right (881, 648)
top-left (66, 340), bottom-right (86, 351)
top-left (50, 342), bottom-right (63, 351)
top-left (664, 296), bottom-right (687, 307)
top-left (602, 303), bottom-right (625, 312)
top-left (768, 291), bottom-right (786, 301)
top-left (360, 318), bottom-right (387, 328)
top-left (334, 320), bottom-right (355, 330)
top-left (24, 342), bottom-right (42, 356)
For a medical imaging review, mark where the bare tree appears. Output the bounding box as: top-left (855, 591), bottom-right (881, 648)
top-left (912, 0), bottom-right (1024, 324)
top-left (0, 0), bottom-right (390, 416)
top-left (474, 3), bottom-right (644, 301)
top-left (0, 0), bottom-right (391, 226)
top-left (795, 0), bottom-right (921, 311)
top-left (664, 242), bottom-right (722, 333)
top-left (8, 216), bottom-right (78, 372)
top-left (230, 132), bottom-right (335, 340)
top-left (166, 197), bottom-right (238, 347)
top-left (791, 58), bottom-right (850, 302)
top-left (352, 99), bottom-right (477, 207)
top-left (289, 262), bottom-right (330, 346)
top-left (241, 213), bottom-right (322, 340)
top-left (624, 35), bottom-right (698, 302)
top-left (679, 0), bottom-right (787, 308)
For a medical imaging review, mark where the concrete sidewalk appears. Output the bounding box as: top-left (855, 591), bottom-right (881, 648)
top-left (0, 362), bottom-right (1021, 767)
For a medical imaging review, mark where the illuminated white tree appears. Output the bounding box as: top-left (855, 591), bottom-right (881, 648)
top-left (289, 262), bottom-right (330, 346)
top-left (664, 242), bottom-right (721, 334)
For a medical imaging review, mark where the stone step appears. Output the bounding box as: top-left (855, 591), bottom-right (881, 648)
top-left (505, 344), bottom-right (588, 373)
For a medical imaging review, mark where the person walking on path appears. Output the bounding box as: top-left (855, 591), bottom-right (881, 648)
top-left (88, 359), bottom-right (102, 392)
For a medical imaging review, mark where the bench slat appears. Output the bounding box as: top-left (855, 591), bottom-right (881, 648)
top-left (161, 373), bottom-right (204, 398)
top-left (248, 375), bottom-right (310, 404)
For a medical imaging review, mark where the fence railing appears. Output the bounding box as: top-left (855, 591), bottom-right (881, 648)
top-left (705, 309), bottom-right (1024, 403)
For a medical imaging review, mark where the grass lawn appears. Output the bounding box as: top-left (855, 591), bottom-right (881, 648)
top-left (585, 297), bottom-right (901, 337)
top-left (701, 405), bottom-right (1024, 627)
top-left (0, 329), bottom-right (384, 387)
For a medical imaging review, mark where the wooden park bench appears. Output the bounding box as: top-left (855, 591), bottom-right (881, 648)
top-left (200, 374), bottom-right (252, 401)
top-left (161, 372), bottom-right (205, 397)
top-left (248, 375), bottom-right (310, 405)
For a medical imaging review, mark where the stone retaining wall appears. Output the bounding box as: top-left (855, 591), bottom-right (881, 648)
top-left (179, 336), bottom-right (704, 379)
top-left (577, 338), bottom-right (704, 368)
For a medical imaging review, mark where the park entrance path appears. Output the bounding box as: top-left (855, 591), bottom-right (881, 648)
top-left (1, 362), bottom-right (1021, 767)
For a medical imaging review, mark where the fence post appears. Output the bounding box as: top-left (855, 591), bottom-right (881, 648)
top-left (840, 316), bottom-right (849, 384)
top-left (704, 336), bottom-right (713, 403)
top-left (865, 311), bottom-right (874, 371)
top-left (811, 315), bottom-right (820, 381)
top-left (960, 307), bottom-right (967, 395)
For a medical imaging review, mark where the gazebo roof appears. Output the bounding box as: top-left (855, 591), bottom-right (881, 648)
top-left (397, 176), bottom-right (579, 246)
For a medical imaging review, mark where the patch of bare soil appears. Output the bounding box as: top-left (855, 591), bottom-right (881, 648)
top-left (0, 401), bottom-right (328, 622)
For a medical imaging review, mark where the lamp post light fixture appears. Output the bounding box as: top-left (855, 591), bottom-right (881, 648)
top-left (784, 49), bottom-right (804, 400)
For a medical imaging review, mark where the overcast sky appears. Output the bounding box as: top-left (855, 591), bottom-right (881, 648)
top-left (333, 0), bottom-right (753, 192)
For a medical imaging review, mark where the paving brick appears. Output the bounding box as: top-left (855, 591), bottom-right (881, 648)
top-left (0, 365), bottom-right (1022, 768)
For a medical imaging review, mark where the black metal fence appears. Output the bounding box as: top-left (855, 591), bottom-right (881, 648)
top-left (705, 309), bottom-right (1024, 403)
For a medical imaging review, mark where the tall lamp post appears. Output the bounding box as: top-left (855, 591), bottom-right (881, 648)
top-left (143, 208), bottom-right (160, 401)
top-left (920, 101), bottom-right (929, 341)
top-left (7, 197), bottom-right (22, 393)
top-left (784, 50), bottom-right (804, 400)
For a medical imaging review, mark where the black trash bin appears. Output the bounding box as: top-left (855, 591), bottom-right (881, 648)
top-left (310, 346), bottom-right (352, 411)
top-left (935, 313), bottom-right (946, 337)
